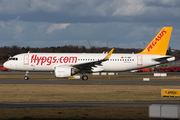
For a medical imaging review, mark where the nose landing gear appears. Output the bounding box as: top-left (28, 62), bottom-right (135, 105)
top-left (24, 71), bottom-right (29, 80)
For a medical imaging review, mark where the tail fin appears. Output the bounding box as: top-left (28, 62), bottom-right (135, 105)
top-left (139, 27), bottom-right (173, 55)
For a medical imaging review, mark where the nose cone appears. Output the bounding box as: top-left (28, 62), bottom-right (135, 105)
top-left (3, 61), bottom-right (10, 69)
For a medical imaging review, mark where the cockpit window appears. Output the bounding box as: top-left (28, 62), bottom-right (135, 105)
top-left (9, 57), bottom-right (18, 61)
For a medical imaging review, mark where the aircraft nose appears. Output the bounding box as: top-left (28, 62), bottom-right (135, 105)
top-left (3, 61), bottom-right (10, 69)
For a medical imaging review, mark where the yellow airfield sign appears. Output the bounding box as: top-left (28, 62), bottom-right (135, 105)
top-left (161, 89), bottom-right (180, 97)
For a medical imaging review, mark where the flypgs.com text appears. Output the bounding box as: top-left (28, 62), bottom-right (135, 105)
top-left (31, 55), bottom-right (77, 65)
top-left (147, 29), bottom-right (167, 52)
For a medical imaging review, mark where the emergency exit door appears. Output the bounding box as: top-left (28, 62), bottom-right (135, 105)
top-left (137, 55), bottom-right (143, 65)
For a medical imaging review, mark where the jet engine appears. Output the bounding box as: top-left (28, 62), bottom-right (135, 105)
top-left (54, 66), bottom-right (75, 78)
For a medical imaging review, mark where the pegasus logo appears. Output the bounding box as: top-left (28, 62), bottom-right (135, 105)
top-left (147, 29), bottom-right (167, 52)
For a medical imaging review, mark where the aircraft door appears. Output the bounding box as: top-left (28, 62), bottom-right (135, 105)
top-left (24, 55), bottom-right (29, 65)
top-left (137, 55), bottom-right (143, 65)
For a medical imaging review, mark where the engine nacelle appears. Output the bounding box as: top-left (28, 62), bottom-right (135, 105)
top-left (54, 67), bottom-right (75, 78)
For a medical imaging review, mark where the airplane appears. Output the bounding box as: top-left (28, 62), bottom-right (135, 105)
top-left (3, 27), bottom-right (175, 81)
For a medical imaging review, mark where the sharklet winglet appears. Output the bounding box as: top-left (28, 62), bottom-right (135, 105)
top-left (105, 48), bottom-right (114, 60)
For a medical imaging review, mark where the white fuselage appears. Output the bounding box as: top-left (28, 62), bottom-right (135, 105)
top-left (3, 53), bottom-right (174, 72)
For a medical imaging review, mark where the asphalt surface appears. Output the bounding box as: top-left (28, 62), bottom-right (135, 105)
top-left (1, 101), bottom-right (180, 108)
top-left (1, 71), bottom-right (180, 75)
top-left (1, 79), bottom-right (180, 85)
top-left (1, 71), bottom-right (180, 85)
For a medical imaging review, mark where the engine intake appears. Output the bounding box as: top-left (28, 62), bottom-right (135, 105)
top-left (54, 67), bottom-right (75, 78)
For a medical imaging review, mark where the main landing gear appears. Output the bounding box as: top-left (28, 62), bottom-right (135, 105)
top-left (82, 74), bottom-right (88, 81)
top-left (24, 71), bottom-right (29, 80)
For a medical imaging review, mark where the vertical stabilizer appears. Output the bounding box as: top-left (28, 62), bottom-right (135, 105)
top-left (139, 27), bottom-right (173, 55)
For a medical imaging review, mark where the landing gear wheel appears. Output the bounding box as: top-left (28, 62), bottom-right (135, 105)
top-left (24, 76), bottom-right (29, 80)
top-left (24, 71), bottom-right (29, 80)
top-left (82, 75), bottom-right (88, 81)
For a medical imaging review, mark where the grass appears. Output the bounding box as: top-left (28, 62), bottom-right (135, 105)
top-left (0, 107), bottom-right (149, 120)
top-left (0, 84), bottom-right (180, 103)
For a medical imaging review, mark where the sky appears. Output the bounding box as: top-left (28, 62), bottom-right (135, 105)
top-left (0, 0), bottom-right (180, 49)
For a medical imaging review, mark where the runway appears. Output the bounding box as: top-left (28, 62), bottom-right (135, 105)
top-left (1, 101), bottom-right (180, 108)
top-left (0, 71), bottom-right (180, 85)
top-left (1, 71), bottom-right (180, 75)
top-left (1, 79), bottom-right (180, 85)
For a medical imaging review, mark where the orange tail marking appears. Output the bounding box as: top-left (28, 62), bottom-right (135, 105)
top-left (139, 27), bottom-right (173, 55)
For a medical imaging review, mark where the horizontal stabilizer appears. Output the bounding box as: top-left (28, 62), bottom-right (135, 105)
top-left (153, 56), bottom-right (175, 63)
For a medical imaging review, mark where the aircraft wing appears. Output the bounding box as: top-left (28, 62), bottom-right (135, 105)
top-left (73, 48), bottom-right (114, 70)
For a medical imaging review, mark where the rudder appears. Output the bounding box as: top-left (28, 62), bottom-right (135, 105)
top-left (139, 27), bottom-right (173, 55)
